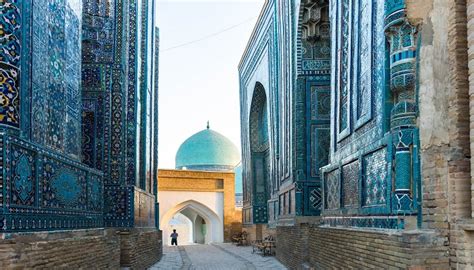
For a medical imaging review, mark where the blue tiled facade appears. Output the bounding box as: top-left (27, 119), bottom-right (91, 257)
top-left (0, 0), bottom-right (159, 232)
top-left (239, 0), bottom-right (331, 227)
top-left (321, 0), bottom-right (420, 228)
top-left (240, 0), bottom-right (420, 229)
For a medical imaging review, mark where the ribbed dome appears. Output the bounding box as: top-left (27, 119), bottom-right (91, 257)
top-left (175, 127), bottom-right (240, 172)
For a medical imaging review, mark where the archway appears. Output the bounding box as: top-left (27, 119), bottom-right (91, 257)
top-left (248, 83), bottom-right (270, 225)
top-left (161, 200), bottom-right (222, 245)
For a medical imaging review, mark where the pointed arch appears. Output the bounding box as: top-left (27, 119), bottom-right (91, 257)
top-left (161, 199), bottom-right (223, 244)
top-left (246, 82), bottom-right (270, 224)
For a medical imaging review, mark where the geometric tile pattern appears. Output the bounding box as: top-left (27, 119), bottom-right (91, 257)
top-left (323, 216), bottom-right (401, 229)
top-left (82, 0), bottom-right (115, 63)
top-left (355, 0), bottom-right (373, 123)
top-left (362, 148), bottom-right (388, 206)
top-left (309, 186), bottom-right (322, 211)
top-left (342, 160), bottom-right (359, 207)
top-left (338, 0), bottom-right (350, 133)
top-left (325, 170), bottom-right (340, 210)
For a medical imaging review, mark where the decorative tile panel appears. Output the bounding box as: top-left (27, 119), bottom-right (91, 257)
top-left (342, 160), bottom-right (359, 207)
top-left (10, 146), bottom-right (36, 206)
top-left (362, 148), bottom-right (388, 206)
top-left (355, 0), bottom-right (373, 124)
top-left (2, 135), bottom-right (103, 232)
top-left (337, 0), bottom-right (351, 134)
top-left (312, 127), bottom-right (330, 177)
top-left (82, 0), bottom-right (115, 63)
top-left (88, 173), bottom-right (102, 211)
top-left (308, 186), bottom-right (322, 211)
top-left (0, 0), bottom-right (21, 128)
top-left (104, 185), bottom-right (133, 227)
top-left (249, 84), bottom-right (269, 153)
top-left (41, 157), bottom-right (87, 210)
top-left (323, 216), bottom-right (401, 229)
top-left (31, 0), bottom-right (82, 159)
top-left (325, 170), bottom-right (340, 210)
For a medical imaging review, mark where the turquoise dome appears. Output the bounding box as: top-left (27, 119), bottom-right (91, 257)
top-left (175, 127), bottom-right (240, 171)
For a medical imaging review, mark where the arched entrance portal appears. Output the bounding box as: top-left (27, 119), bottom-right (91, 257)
top-left (248, 83), bottom-right (270, 225)
top-left (161, 200), bottom-right (222, 245)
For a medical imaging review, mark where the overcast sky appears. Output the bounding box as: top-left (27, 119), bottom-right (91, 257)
top-left (156, 0), bottom-right (265, 168)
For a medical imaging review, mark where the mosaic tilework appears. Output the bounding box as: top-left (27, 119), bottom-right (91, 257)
top-left (104, 185), bottom-right (133, 227)
top-left (362, 148), bottom-right (388, 206)
top-left (152, 27), bottom-right (159, 198)
top-left (82, 110), bottom-right (95, 167)
top-left (239, 0), bottom-right (334, 223)
top-left (355, 0), bottom-right (374, 125)
top-left (342, 160), bottom-right (359, 207)
top-left (385, 0), bottom-right (419, 215)
top-left (31, 0), bottom-right (82, 159)
top-left (2, 135), bottom-right (103, 232)
top-left (88, 174), bottom-right (102, 211)
top-left (248, 82), bottom-right (270, 223)
top-left (0, 137), bottom-right (4, 206)
top-left (41, 158), bottom-right (87, 210)
top-left (81, 97), bottom-right (105, 170)
top-left (81, 0), bottom-right (158, 228)
top-left (126, 0), bottom-right (138, 186)
top-left (325, 170), bottom-right (340, 210)
top-left (249, 84), bottom-right (269, 153)
top-left (308, 186), bottom-right (322, 211)
top-left (82, 0), bottom-right (115, 63)
top-left (337, 0), bottom-right (351, 134)
top-left (312, 127), bottom-right (330, 177)
top-left (297, 0), bottom-right (332, 217)
top-left (253, 205), bottom-right (268, 224)
top-left (323, 216), bottom-right (401, 229)
top-left (0, 1), bottom-right (21, 128)
top-left (0, 0), bottom-right (158, 232)
top-left (11, 146), bottom-right (36, 206)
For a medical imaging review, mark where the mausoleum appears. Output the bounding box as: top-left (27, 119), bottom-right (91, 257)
top-left (158, 125), bottom-right (242, 245)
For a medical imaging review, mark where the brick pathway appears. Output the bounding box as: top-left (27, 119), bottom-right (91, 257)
top-left (149, 244), bottom-right (287, 270)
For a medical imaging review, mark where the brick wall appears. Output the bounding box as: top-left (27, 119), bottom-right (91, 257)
top-left (119, 228), bottom-right (162, 269)
top-left (0, 228), bottom-right (163, 270)
top-left (409, 0), bottom-right (474, 268)
top-left (276, 224), bottom-right (309, 269)
top-left (276, 225), bottom-right (448, 270)
top-left (0, 229), bottom-right (120, 269)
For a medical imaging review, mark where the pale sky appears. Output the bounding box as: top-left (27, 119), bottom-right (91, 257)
top-left (156, 0), bottom-right (265, 169)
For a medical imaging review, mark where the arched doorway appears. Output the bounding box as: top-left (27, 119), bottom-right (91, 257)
top-left (161, 200), bottom-right (222, 245)
top-left (248, 83), bottom-right (270, 225)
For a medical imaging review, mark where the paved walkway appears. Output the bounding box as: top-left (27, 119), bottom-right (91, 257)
top-left (149, 244), bottom-right (287, 270)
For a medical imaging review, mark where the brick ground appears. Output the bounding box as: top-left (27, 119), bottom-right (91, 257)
top-left (149, 244), bottom-right (287, 270)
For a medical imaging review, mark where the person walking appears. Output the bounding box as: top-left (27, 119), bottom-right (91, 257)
top-left (170, 229), bottom-right (179, 246)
